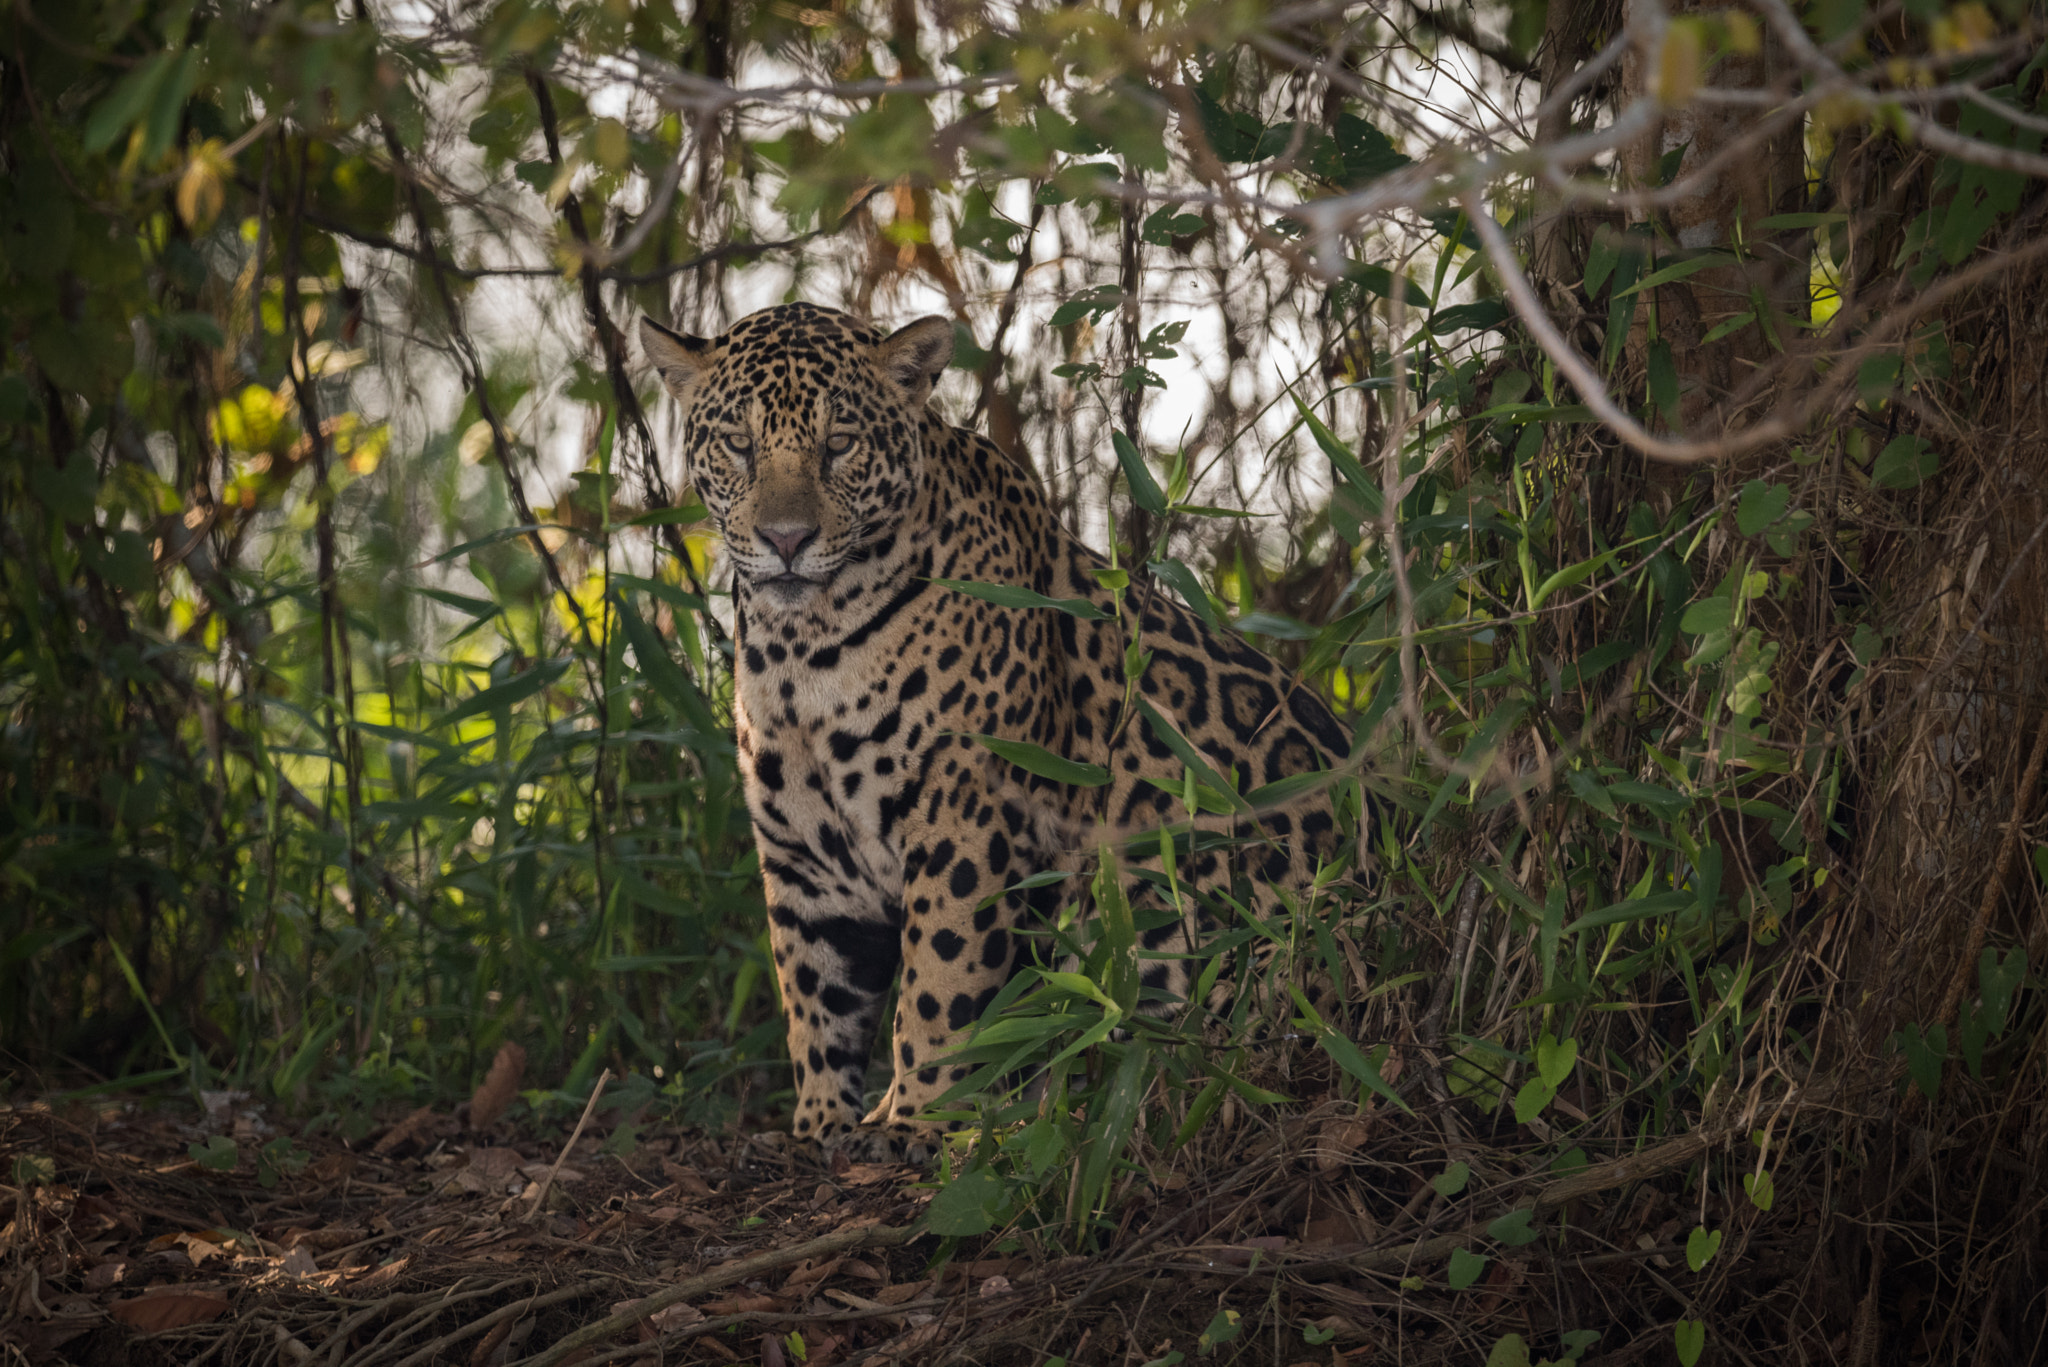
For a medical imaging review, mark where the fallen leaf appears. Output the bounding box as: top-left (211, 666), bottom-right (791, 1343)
top-left (178, 1233), bottom-right (231, 1266)
top-left (469, 1042), bottom-right (527, 1130)
top-left (782, 1256), bottom-right (843, 1294)
top-left (519, 1162), bottom-right (583, 1184)
top-left (350, 1256), bottom-right (410, 1291)
top-left (85, 1260), bottom-right (128, 1290)
top-left (1301, 1215), bottom-right (1349, 1246)
top-left (9, 1317), bottom-right (97, 1356)
top-left (837, 1163), bottom-right (912, 1187)
top-left (279, 1245), bottom-right (320, 1278)
top-left (703, 1293), bottom-right (783, 1315)
top-left (875, 1280), bottom-right (931, 1306)
top-left (372, 1106), bottom-right (437, 1156)
top-left (660, 1162), bottom-right (715, 1198)
top-left (1314, 1118), bottom-right (1374, 1173)
top-left (760, 1333), bottom-right (787, 1367)
top-left (886, 1323), bottom-right (946, 1355)
top-left (309, 1152), bottom-right (357, 1183)
top-left (978, 1275), bottom-right (1011, 1298)
top-left (284, 1224), bottom-right (365, 1250)
top-left (111, 1291), bottom-right (232, 1332)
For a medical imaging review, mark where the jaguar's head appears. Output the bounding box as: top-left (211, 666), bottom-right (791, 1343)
top-left (639, 303), bottom-right (953, 606)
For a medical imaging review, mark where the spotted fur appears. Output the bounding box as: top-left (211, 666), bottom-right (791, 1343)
top-left (640, 303), bottom-right (1359, 1155)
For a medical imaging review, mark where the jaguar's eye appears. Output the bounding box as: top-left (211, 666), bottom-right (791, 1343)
top-left (824, 432), bottom-right (856, 459)
top-left (720, 431), bottom-right (755, 460)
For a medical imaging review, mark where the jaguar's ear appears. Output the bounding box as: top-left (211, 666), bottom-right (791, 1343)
top-left (877, 316), bottom-right (954, 406)
top-left (640, 317), bottom-right (716, 397)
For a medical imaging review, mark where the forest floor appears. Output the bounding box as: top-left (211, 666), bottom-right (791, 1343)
top-left (0, 1086), bottom-right (1774, 1367)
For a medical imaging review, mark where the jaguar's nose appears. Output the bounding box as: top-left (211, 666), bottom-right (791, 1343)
top-left (759, 522), bottom-right (820, 567)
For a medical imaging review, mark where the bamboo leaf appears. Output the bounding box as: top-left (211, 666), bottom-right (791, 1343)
top-left (964, 733), bottom-right (1112, 787)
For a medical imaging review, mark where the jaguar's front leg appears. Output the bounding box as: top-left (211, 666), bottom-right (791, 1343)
top-left (765, 879), bottom-right (902, 1148)
top-left (869, 809), bottom-right (1026, 1135)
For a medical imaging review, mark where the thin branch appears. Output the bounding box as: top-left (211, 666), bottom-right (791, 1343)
top-left (512, 1222), bottom-right (923, 1367)
top-left (1406, 1), bottom-right (1536, 76)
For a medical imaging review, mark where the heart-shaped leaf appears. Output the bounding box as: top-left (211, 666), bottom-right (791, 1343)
top-left (1674, 1319), bottom-right (1706, 1367)
top-left (1487, 1208), bottom-right (1540, 1247)
top-left (1685, 1226), bottom-right (1723, 1272)
top-left (1742, 1169), bottom-right (1775, 1212)
top-left (1432, 1161), bottom-right (1471, 1198)
top-left (1447, 1246), bottom-right (1488, 1291)
top-left (1536, 1033), bottom-right (1578, 1089)
top-left (1484, 1333), bottom-right (1530, 1367)
top-left (1513, 1077), bottom-right (1554, 1124)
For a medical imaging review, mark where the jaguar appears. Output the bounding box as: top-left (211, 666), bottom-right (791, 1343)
top-left (640, 302), bottom-right (1363, 1157)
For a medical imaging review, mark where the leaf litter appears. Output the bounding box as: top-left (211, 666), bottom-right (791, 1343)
top-left (0, 1074), bottom-right (1850, 1367)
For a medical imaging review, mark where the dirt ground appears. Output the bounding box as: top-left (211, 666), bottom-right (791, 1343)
top-left (0, 1082), bottom-right (1846, 1367)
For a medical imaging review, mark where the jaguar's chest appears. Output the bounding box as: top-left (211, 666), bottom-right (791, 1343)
top-left (733, 640), bottom-right (933, 907)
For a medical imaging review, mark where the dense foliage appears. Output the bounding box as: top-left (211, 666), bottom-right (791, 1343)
top-left (5, 0), bottom-right (2048, 1357)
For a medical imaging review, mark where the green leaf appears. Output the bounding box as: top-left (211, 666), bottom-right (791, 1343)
top-left (1979, 945), bottom-right (2027, 1032)
top-left (1535, 1033), bottom-right (1577, 1089)
top-left (1605, 780), bottom-right (1691, 816)
top-left (1680, 599), bottom-right (1732, 635)
top-left (1447, 1246), bottom-right (1489, 1290)
top-left (1486, 1333), bottom-right (1531, 1367)
top-left (1432, 1160), bottom-right (1471, 1197)
top-left (1613, 252), bottom-right (1739, 298)
top-left (615, 595), bottom-right (717, 734)
top-left (965, 733), bottom-right (1112, 787)
top-left (1429, 300), bottom-right (1511, 335)
top-left (1289, 986), bottom-right (1410, 1112)
top-left (1563, 890), bottom-right (1693, 935)
top-left (429, 524), bottom-right (590, 565)
top-left (1896, 1021), bottom-right (1947, 1101)
top-left (413, 586), bottom-right (501, 618)
top-left (611, 573), bottom-right (706, 616)
top-left (624, 502), bottom-right (708, 526)
top-left (1344, 261), bottom-right (1430, 307)
top-left (1288, 391), bottom-right (1384, 517)
top-left (12, 1154), bottom-right (55, 1186)
top-left (1530, 548), bottom-right (1621, 610)
top-left (1197, 1308), bottom-right (1242, 1355)
top-left (923, 1167), bottom-right (1008, 1236)
top-left (84, 51), bottom-right (179, 153)
top-left (1700, 309), bottom-right (1758, 345)
top-left (1872, 434), bottom-right (1938, 490)
top-left (1568, 768), bottom-right (1617, 817)
top-left (30, 451), bottom-right (98, 524)
top-left (1113, 431), bottom-right (1168, 515)
top-left (1674, 1319), bottom-right (1705, 1367)
top-left (1685, 1226), bottom-right (1723, 1272)
top-left (930, 577), bottom-right (1109, 620)
top-left (1560, 1329), bottom-right (1602, 1360)
top-left (436, 659), bottom-right (569, 730)
top-left (1487, 1208), bottom-right (1540, 1247)
top-left (1647, 341), bottom-right (1679, 425)
top-left (189, 1135), bottom-right (238, 1171)
top-left (1148, 558), bottom-right (1221, 630)
top-left (1231, 611), bottom-right (1316, 640)
top-left (1076, 1043), bottom-right (1151, 1219)
top-left (1742, 1169), bottom-right (1775, 1211)
top-left (1134, 699), bottom-right (1250, 814)
top-left (1736, 480), bottom-right (1792, 536)
top-left (1512, 1077), bottom-right (1554, 1123)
